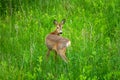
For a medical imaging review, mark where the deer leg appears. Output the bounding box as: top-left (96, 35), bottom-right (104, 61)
top-left (46, 49), bottom-right (51, 59)
top-left (53, 50), bottom-right (58, 63)
top-left (54, 51), bottom-right (57, 60)
top-left (62, 48), bottom-right (69, 62)
top-left (60, 53), bottom-right (68, 63)
top-left (57, 48), bottom-right (68, 63)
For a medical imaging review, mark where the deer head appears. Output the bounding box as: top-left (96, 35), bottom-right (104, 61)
top-left (53, 19), bottom-right (66, 34)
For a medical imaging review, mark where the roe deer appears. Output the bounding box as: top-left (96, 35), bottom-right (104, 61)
top-left (45, 19), bottom-right (71, 63)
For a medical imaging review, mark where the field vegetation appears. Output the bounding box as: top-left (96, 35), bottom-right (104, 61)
top-left (0, 0), bottom-right (120, 80)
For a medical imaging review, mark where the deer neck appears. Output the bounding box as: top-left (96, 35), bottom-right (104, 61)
top-left (51, 30), bottom-right (60, 35)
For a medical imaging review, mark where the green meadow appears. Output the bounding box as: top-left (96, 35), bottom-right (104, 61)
top-left (0, 0), bottom-right (120, 80)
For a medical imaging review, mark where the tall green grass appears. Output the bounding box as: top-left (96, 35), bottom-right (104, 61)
top-left (0, 0), bottom-right (120, 80)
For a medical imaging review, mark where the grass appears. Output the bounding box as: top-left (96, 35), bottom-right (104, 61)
top-left (0, 0), bottom-right (120, 80)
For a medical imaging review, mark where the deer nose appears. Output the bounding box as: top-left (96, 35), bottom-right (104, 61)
top-left (60, 30), bottom-right (62, 34)
top-left (59, 30), bottom-right (62, 34)
top-left (60, 32), bottom-right (62, 34)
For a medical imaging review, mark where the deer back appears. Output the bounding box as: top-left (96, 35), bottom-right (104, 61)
top-left (45, 34), bottom-right (70, 50)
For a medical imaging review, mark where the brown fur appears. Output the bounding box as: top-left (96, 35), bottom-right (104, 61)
top-left (45, 19), bottom-right (71, 63)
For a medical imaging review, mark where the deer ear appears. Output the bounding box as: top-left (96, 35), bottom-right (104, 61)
top-left (53, 19), bottom-right (58, 25)
top-left (61, 19), bottom-right (66, 24)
